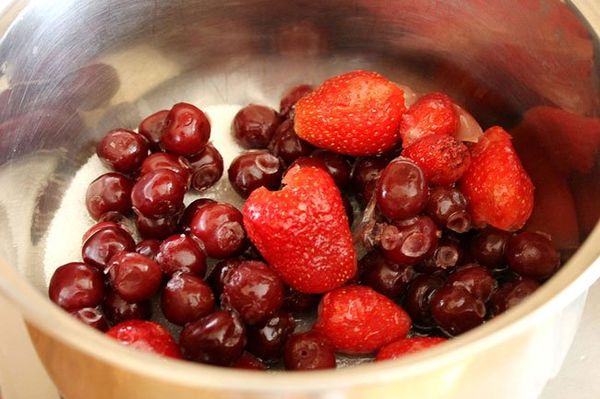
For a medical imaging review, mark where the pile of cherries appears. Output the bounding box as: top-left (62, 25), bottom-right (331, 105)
top-left (48, 83), bottom-right (561, 371)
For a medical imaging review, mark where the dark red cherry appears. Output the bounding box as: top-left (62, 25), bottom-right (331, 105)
top-left (447, 265), bottom-right (497, 302)
top-left (426, 186), bottom-right (471, 233)
top-left (469, 228), bottom-right (512, 268)
top-left (207, 258), bottom-right (243, 295)
top-left (268, 119), bottom-right (314, 165)
top-left (376, 157), bottom-right (428, 220)
top-left (221, 261), bottom-right (284, 325)
top-left (70, 307), bottom-right (109, 331)
top-left (179, 198), bottom-right (216, 233)
top-left (107, 252), bottom-right (163, 302)
top-left (140, 153), bottom-right (192, 188)
top-left (506, 232), bottom-right (560, 280)
top-left (156, 234), bottom-right (207, 277)
top-left (231, 352), bottom-right (267, 370)
top-left (179, 311), bottom-right (246, 366)
top-left (131, 169), bottom-right (186, 218)
top-left (135, 210), bottom-right (181, 240)
top-left (188, 143), bottom-right (224, 192)
top-left (403, 274), bottom-right (446, 329)
top-left (490, 278), bottom-right (540, 315)
top-left (161, 272), bottom-right (215, 326)
top-left (81, 226), bottom-right (135, 269)
top-left (283, 287), bottom-right (320, 313)
top-left (279, 84), bottom-right (313, 118)
top-left (418, 234), bottom-right (465, 273)
top-left (359, 251), bottom-right (415, 298)
top-left (189, 202), bottom-right (247, 258)
top-left (96, 129), bottom-right (149, 174)
top-left (138, 110), bottom-right (168, 151)
top-left (381, 215), bottom-right (440, 265)
top-left (309, 150), bottom-right (352, 187)
top-left (247, 310), bottom-right (296, 359)
top-left (351, 157), bottom-right (388, 200)
top-left (85, 173), bottom-right (133, 220)
top-left (160, 102), bottom-right (210, 156)
top-left (284, 331), bottom-right (336, 371)
top-left (82, 221), bottom-right (122, 244)
top-left (49, 262), bottom-right (105, 310)
top-left (102, 290), bottom-right (152, 324)
top-left (228, 150), bottom-right (283, 198)
top-left (430, 285), bottom-right (486, 336)
top-left (135, 239), bottom-right (161, 261)
top-left (232, 104), bottom-right (281, 149)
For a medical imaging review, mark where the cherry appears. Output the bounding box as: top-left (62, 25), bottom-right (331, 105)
top-left (246, 310), bottom-right (296, 359)
top-left (506, 232), bottom-right (560, 280)
top-left (221, 261), bottom-right (284, 325)
top-left (96, 129), bottom-right (149, 174)
top-left (135, 210), bottom-right (182, 240)
top-left (82, 221), bottom-right (123, 244)
top-left (469, 228), bottom-right (512, 268)
top-left (156, 234), bottom-right (207, 277)
top-left (107, 252), bottom-right (163, 302)
top-left (376, 157), bottom-right (428, 220)
top-left (426, 186), bottom-right (471, 233)
top-left (403, 274), bottom-right (445, 329)
top-left (430, 285), bottom-right (486, 336)
top-left (48, 262), bottom-right (105, 310)
top-left (228, 150), bottom-right (283, 198)
top-left (106, 320), bottom-right (182, 359)
top-left (418, 234), bottom-right (465, 273)
top-left (351, 156), bottom-right (388, 200)
top-left (359, 251), bottom-right (415, 298)
top-left (188, 143), bottom-right (224, 192)
top-left (102, 290), bottom-right (152, 324)
top-left (179, 311), bottom-right (246, 366)
top-left (85, 173), bottom-right (133, 220)
top-left (81, 226), bottom-right (135, 270)
top-left (138, 109), bottom-right (168, 151)
top-left (279, 84), bottom-right (313, 118)
top-left (140, 153), bottom-right (192, 188)
top-left (232, 104), bottom-right (281, 149)
top-left (283, 287), bottom-right (320, 313)
top-left (309, 150), bottom-right (352, 187)
top-left (179, 198), bottom-right (216, 233)
top-left (70, 307), bottom-right (109, 331)
top-left (160, 102), bottom-right (210, 156)
top-left (135, 239), bottom-right (161, 261)
top-left (161, 272), bottom-right (215, 326)
top-left (207, 258), bottom-right (243, 295)
top-left (131, 169), bottom-right (186, 218)
top-left (284, 331), bottom-right (336, 371)
top-left (490, 278), bottom-right (540, 315)
top-left (231, 352), bottom-right (267, 370)
top-left (189, 202), bottom-right (247, 258)
top-left (447, 264), bottom-right (497, 302)
top-left (268, 119), bottom-right (314, 165)
top-left (381, 215), bottom-right (440, 265)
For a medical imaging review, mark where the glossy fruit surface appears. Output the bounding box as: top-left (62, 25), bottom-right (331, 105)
top-left (106, 320), bottom-right (182, 359)
top-left (49, 262), bottom-right (104, 310)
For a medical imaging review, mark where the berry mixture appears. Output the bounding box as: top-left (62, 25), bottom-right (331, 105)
top-left (48, 70), bottom-right (564, 370)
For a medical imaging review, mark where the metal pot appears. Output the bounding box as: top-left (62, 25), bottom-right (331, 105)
top-left (0, 1), bottom-right (599, 398)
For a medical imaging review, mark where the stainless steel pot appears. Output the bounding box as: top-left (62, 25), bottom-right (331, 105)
top-left (0, 1), bottom-right (600, 398)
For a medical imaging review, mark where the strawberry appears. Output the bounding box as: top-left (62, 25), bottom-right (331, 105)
top-left (294, 70), bottom-right (406, 156)
top-left (106, 320), bottom-right (182, 359)
top-left (314, 285), bottom-right (411, 354)
top-left (376, 337), bottom-right (447, 361)
top-left (399, 92), bottom-right (459, 147)
top-left (402, 134), bottom-right (471, 186)
top-left (242, 163), bottom-right (356, 293)
top-left (459, 126), bottom-right (534, 231)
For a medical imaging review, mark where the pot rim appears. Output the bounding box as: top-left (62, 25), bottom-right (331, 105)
top-left (0, 0), bottom-right (599, 393)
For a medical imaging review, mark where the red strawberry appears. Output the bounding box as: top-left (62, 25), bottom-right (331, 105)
top-left (294, 70), bottom-right (406, 156)
top-left (376, 337), bottom-right (447, 361)
top-left (460, 126), bottom-right (534, 231)
top-left (314, 285), bottom-right (411, 354)
top-left (106, 320), bottom-right (182, 359)
top-left (402, 134), bottom-right (471, 186)
top-left (399, 92), bottom-right (459, 147)
top-left (242, 164), bottom-right (356, 293)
